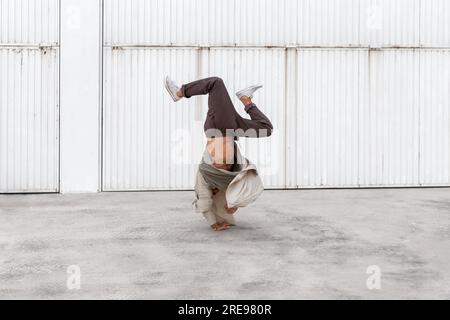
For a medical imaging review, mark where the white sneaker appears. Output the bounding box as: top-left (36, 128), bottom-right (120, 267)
top-left (236, 85), bottom-right (263, 99)
top-left (165, 76), bottom-right (181, 102)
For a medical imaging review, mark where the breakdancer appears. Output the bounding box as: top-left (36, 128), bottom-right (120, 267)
top-left (165, 76), bottom-right (273, 231)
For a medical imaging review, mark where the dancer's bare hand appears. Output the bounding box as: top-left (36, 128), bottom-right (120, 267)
top-left (224, 205), bottom-right (238, 215)
top-left (211, 222), bottom-right (230, 231)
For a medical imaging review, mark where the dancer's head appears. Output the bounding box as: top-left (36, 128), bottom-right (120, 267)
top-left (207, 137), bottom-right (235, 171)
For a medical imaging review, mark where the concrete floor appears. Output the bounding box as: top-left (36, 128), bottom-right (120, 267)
top-left (0, 188), bottom-right (449, 300)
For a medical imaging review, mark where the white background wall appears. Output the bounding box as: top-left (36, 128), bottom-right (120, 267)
top-left (1, 0), bottom-right (449, 193)
top-left (0, 0), bottom-right (60, 193)
top-left (60, 0), bottom-right (101, 193)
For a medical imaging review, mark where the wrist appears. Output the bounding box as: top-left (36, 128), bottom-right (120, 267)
top-left (245, 103), bottom-right (256, 112)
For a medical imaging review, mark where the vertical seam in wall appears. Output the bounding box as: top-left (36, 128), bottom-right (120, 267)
top-left (357, 49), bottom-right (361, 188)
top-left (57, 0), bottom-right (62, 193)
top-left (294, 48), bottom-right (299, 188)
top-left (296, 48), bottom-right (299, 188)
top-left (294, 48), bottom-right (297, 188)
top-left (233, 0), bottom-right (236, 46)
top-left (358, 48), bottom-right (363, 187)
top-left (357, 0), bottom-right (362, 186)
top-left (99, 0), bottom-right (104, 192)
top-left (358, 0), bottom-right (361, 46)
top-left (365, 48), bottom-right (372, 187)
top-left (418, 0), bottom-right (422, 46)
top-left (418, 0), bottom-right (423, 185)
top-left (284, 48), bottom-right (288, 188)
top-left (418, 48), bottom-right (422, 185)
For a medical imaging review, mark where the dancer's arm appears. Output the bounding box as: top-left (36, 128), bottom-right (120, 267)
top-left (193, 171), bottom-right (216, 225)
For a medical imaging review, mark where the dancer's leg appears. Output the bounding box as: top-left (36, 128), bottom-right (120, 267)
top-left (181, 77), bottom-right (237, 115)
top-left (181, 77), bottom-right (239, 137)
top-left (182, 77), bottom-right (273, 137)
top-left (234, 99), bottom-right (273, 138)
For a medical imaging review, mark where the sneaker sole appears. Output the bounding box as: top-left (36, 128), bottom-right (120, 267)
top-left (236, 85), bottom-right (263, 98)
top-left (165, 79), bottom-right (180, 102)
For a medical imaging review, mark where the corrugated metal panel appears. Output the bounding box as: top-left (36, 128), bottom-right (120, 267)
top-left (102, 48), bottom-right (200, 191)
top-left (102, 2), bottom-right (450, 191)
top-left (103, 47), bottom-right (286, 190)
top-left (234, 0), bottom-right (298, 46)
top-left (359, 49), bottom-right (420, 186)
top-left (360, 0), bottom-right (420, 47)
top-left (104, 0), bottom-right (359, 47)
top-left (296, 49), bottom-right (366, 188)
top-left (0, 48), bottom-right (59, 192)
top-left (104, 0), bottom-right (237, 46)
top-left (103, 0), bottom-right (301, 46)
top-left (297, 0), bottom-right (360, 46)
top-left (420, 0), bottom-right (450, 47)
top-left (0, 0), bottom-right (59, 45)
top-left (419, 49), bottom-right (450, 185)
top-left (103, 0), bottom-right (450, 48)
top-left (207, 48), bottom-right (286, 188)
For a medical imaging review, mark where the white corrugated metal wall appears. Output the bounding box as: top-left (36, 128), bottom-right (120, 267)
top-left (296, 49), bottom-right (365, 188)
top-left (0, 0), bottom-right (60, 193)
top-left (103, 48), bottom-right (200, 190)
top-left (3, 1), bottom-right (447, 192)
top-left (102, 0), bottom-right (450, 191)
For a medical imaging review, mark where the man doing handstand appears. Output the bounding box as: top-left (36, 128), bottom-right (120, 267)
top-left (165, 76), bottom-right (273, 231)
